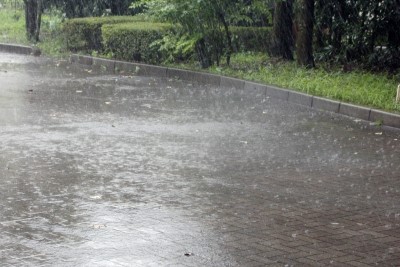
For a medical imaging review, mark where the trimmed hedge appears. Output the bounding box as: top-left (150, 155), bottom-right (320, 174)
top-left (102, 22), bottom-right (171, 64)
top-left (231, 26), bottom-right (271, 52)
top-left (62, 16), bottom-right (147, 52)
top-left (62, 16), bottom-right (271, 64)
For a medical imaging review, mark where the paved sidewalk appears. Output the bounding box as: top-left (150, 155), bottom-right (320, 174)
top-left (0, 52), bottom-right (400, 266)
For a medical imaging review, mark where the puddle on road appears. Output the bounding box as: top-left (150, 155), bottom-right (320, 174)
top-left (0, 52), bottom-right (399, 266)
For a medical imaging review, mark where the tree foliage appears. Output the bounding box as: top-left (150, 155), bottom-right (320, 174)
top-left (315, 0), bottom-right (400, 71)
top-left (42, 0), bottom-right (135, 18)
top-left (21, 0), bottom-right (400, 72)
top-left (133, 0), bottom-right (270, 68)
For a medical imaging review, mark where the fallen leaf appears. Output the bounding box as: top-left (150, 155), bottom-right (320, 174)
top-left (92, 224), bottom-right (107, 229)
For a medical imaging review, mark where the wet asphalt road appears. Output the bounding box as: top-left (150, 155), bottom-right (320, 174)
top-left (0, 52), bottom-right (400, 267)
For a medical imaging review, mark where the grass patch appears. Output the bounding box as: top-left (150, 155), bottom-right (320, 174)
top-left (0, 8), bottom-right (27, 44)
top-left (38, 10), bottom-right (68, 57)
top-left (0, 8), bottom-right (67, 57)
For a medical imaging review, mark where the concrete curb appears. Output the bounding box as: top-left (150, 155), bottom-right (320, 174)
top-left (288, 91), bottom-right (313, 107)
top-left (0, 43), bottom-right (40, 56)
top-left (68, 54), bottom-right (400, 130)
top-left (312, 97), bottom-right (340, 113)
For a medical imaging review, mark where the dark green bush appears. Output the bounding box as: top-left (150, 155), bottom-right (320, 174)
top-left (62, 16), bottom-right (147, 52)
top-left (230, 26), bottom-right (271, 52)
top-left (191, 26), bottom-right (271, 67)
top-left (102, 22), bottom-right (172, 64)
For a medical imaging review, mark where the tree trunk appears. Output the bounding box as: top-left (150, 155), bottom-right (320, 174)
top-left (24, 0), bottom-right (41, 42)
top-left (296, 0), bottom-right (315, 68)
top-left (217, 11), bottom-right (233, 66)
top-left (196, 38), bottom-right (212, 69)
top-left (24, 0), bottom-right (36, 41)
top-left (34, 0), bottom-right (42, 42)
top-left (270, 0), bottom-right (294, 60)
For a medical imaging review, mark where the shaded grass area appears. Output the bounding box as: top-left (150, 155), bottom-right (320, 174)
top-left (0, 8), bottom-right (66, 56)
top-left (0, 8), bottom-right (399, 113)
top-left (0, 9), bottom-right (27, 44)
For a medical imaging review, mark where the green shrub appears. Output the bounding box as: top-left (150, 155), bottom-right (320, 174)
top-left (154, 26), bottom-right (272, 66)
top-left (102, 22), bottom-right (171, 64)
top-left (230, 26), bottom-right (271, 52)
top-left (62, 15), bottom-right (147, 52)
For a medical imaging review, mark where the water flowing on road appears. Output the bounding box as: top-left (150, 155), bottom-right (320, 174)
top-left (0, 52), bottom-right (400, 266)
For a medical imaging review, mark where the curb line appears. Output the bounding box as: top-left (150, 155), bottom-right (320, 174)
top-left (69, 54), bottom-right (400, 130)
top-left (0, 43), bottom-right (41, 56)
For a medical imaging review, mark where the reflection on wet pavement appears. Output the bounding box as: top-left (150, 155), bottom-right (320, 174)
top-left (0, 52), bottom-right (400, 266)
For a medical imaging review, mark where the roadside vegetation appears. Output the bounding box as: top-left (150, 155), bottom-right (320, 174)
top-left (0, 0), bottom-right (399, 113)
top-left (0, 7), bottom-right (26, 44)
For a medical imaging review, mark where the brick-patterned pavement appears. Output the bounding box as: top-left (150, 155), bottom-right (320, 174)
top-left (0, 53), bottom-right (400, 266)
